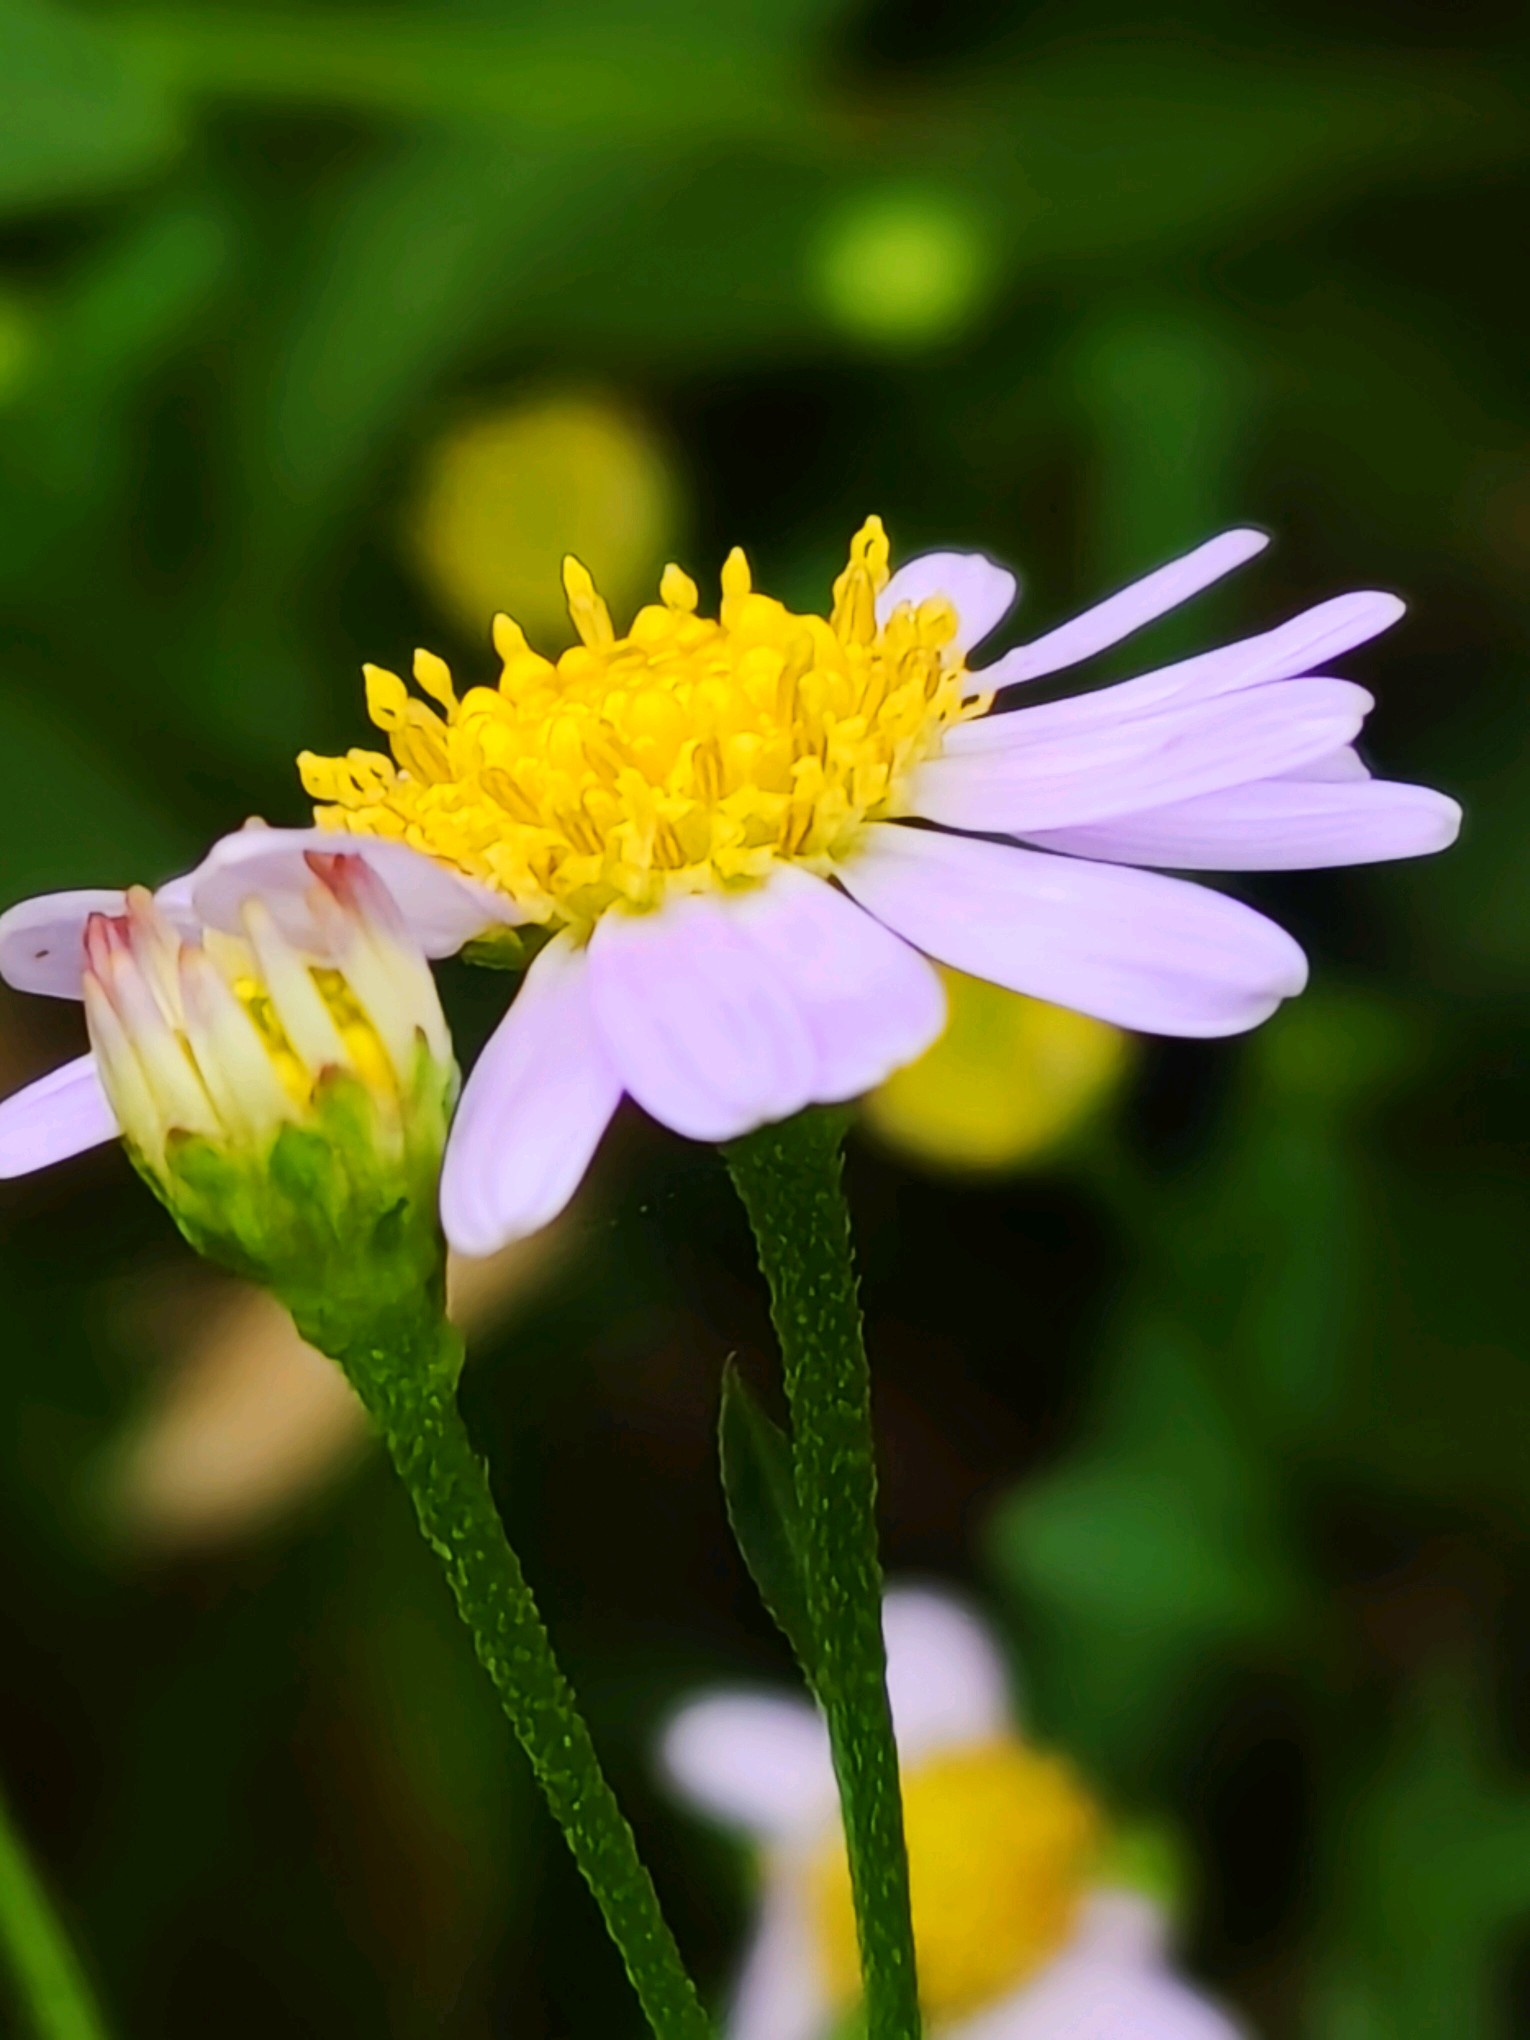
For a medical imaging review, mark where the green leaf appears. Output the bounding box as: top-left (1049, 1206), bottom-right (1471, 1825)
top-left (717, 1361), bottom-right (817, 1684)
top-left (0, 0), bottom-right (180, 215)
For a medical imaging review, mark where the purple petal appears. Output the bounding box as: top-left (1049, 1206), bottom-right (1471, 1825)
top-left (966, 529), bottom-right (1268, 694)
top-left (1023, 777), bottom-right (1461, 871)
top-left (0, 1053), bottom-right (118, 1177)
top-left (913, 678), bottom-right (1371, 835)
top-left (0, 889), bottom-right (127, 999)
top-left (190, 826), bottom-right (516, 958)
top-left (1288, 745), bottom-right (1371, 782)
top-left (883, 1588), bottom-right (1013, 1758)
top-left (727, 1869), bottom-right (828, 2040)
top-left (586, 890), bottom-right (819, 1142)
top-left (439, 936), bottom-right (621, 1254)
top-left (838, 826), bottom-right (1307, 1038)
top-left (727, 867), bottom-right (946, 1102)
top-left (660, 1695), bottom-right (835, 1838)
top-left (878, 550), bottom-right (1018, 655)
top-left (958, 588), bottom-right (1404, 741)
top-left (964, 1951), bottom-right (1244, 2040)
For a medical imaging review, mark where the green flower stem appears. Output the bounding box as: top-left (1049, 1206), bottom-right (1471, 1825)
top-left (313, 1303), bottom-right (710, 2040)
top-left (0, 1779), bottom-right (111, 2040)
top-left (725, 1109), bottom-right (921, 2040)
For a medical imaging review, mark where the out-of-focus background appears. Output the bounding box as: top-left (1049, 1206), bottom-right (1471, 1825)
top-left (0, 0), bottom-right (1526, 2033)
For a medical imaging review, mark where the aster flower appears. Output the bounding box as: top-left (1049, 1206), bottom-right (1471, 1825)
top-left (0, 522), bottom-right (1459, 1249)
top-left (662, 1586), bottom-right (1244, 2040)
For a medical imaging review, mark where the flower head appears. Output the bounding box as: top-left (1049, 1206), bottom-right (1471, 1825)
top-left (0, 853), bottom-right (456, 1329)
top-left (298, 517), bottom-right (987, 925)
top-left (661, 1587), bottom-right (1244, 2040)
top-left (4, 521), bottom-right (1461, 1257)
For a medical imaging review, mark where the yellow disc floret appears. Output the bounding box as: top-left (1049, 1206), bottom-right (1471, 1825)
top-left (298, 518), bottom-right (990, 930)
top-left (811, 1738), bottom-right (1102, 2026)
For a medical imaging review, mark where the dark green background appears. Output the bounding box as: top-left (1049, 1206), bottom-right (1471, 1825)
top-left (0, 0), bottom-right (1525, 2033)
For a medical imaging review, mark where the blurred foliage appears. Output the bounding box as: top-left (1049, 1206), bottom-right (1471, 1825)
top-left (0, 0), bottom-right (1526, 2035)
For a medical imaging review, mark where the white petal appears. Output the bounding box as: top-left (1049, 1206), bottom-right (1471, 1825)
top-left (960, 591), bottom-right (1405, 743)
top-left (660, 1694), bottom-right (836, 1838)
top-left (879, 551), bottom-right (1019, 656)
top-left (913, 679), bottom-right (1371, 836)
top-left (882, 1587), bottom-right (1013, 1760)
top-left (839, 827), bottom-right (1307, 1039)
top-left (586, 890), bottom-right (818, 1142)
top-left (0, 890), bottom-right (126, 999)
top-left (0, 1053), bottom-right (118, 1177)
top-left (728, 1864), bottom-right (829, 2040)
top-left (189, 826), bottom-right (516, 958)
top-left (1022, 777), bottom-right (1461, 871)
top-left (966, 530), bottom-right (1269, 695)
top-left (439, 936), bottom-right (621, 1255)
top-left (957, 1959), bottom-right (1244, 2040)
top-left (729, 867), bottom-right (947, 1101)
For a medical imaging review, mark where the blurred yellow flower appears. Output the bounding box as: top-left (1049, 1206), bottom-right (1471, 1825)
top-left (862, 967), bottom-right (1129, 1172)
top-left (407, 391), bottom-right (682, 643)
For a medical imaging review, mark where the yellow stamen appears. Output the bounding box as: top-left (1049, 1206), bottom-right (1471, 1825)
top-left (811, 1738), bottom-right (1102, 2024)
top-left (301, 519), bottom-right (990, 929)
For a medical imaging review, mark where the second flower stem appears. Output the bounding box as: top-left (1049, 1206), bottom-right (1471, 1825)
top-left (0, 1780), bottom-right (110, 2040)
top-left (725, 1110), bottom-right (921, 2040)
top-left (320, 1305), bottom-right (710, 2040)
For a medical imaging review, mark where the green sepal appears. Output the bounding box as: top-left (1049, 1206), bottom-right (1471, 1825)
top-left (718, 1359), bottom-right (819, 1687)
top-left (134, 1041), bottom-right (456, 1365)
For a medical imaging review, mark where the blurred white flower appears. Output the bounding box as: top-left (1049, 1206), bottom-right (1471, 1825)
top-left (105, 1235), bottom-right (568, 1552)
top-left (662, 1587), bottom-right (1245, 2040)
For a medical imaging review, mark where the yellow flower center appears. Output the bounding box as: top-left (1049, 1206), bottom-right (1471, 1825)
top-left (232, 966), bottom-right (396, 1107)
top-left (810, 1739), bottom-right (1101, 2026)
top-left (298, 518), bottom-right (989, 929)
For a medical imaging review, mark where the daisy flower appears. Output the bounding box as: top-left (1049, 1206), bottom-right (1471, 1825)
top-left (0, 522), bottom-right (1458, 1246)
top-left (662, 1586), bottom-right (1244, 2040)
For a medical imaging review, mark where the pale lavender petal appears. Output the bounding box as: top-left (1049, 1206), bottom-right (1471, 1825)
top-left (0, 890), bottom-right (126, 999)
top-left (728, 1865), bottom-right (829, 2040)
top-left (729, 867), bottom-right (947, 1102)
top-left (190, 826), bottom-right (517, 958)
top-left (838, 827), bottom-right (1307, 1038)
top-left (439, 935), bottom-right (620, 1255)
top-left (883, 1587), bottom-right (1013, 1759)
top-left (913, 679), bottom-right (1370, 835)
top-left (959, 1958), bottom-right (1244, 2040)
top-left (586, 890), bottom-right (817, 1142)
top-left (1287, 744), bottom-right (1371, 782)
top-left (965, 530), bottom-right (1269, 695)
top-left (957, 590), bottom-right (1403, 742)
top-left (0, 1053), bottom-right (118, 1177)
top-left (661, 1695), bottom-right (836, 1838)
top-left (1022, 778), bottom-right (1461, 871)
top-left (878, 551), bottom-right (1018, 655)
top-left (1072, 1891), bottom-right (1173, 1970)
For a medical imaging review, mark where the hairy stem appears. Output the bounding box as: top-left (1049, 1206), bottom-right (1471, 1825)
top-left (0, 1778), bottom-right (111, 2040)
top-left (725, 1110), bottom-right (920, 2040)
top-left (321, 1307), bottom-right (710, 2040)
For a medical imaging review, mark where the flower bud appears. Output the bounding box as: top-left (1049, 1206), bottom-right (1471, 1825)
top-left (82, 854), bottom-right (457, 1335)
